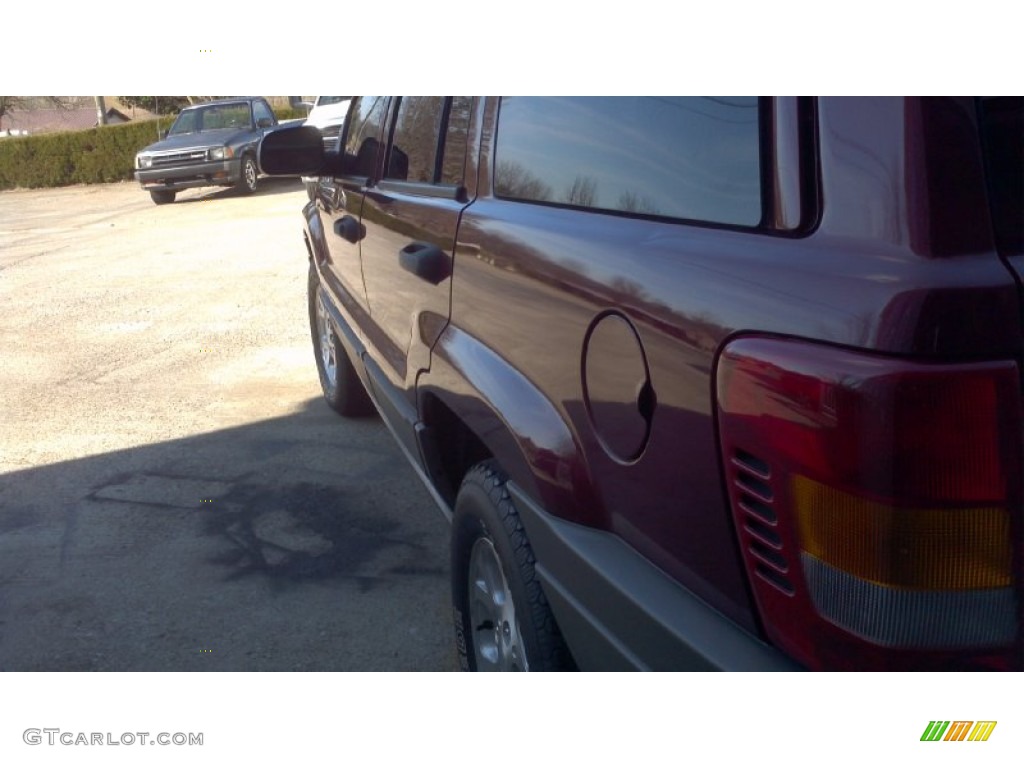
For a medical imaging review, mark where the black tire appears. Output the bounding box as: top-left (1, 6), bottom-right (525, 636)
top-left (237, 154), bottom-right (258, 195)
top-left (451, 461), bottom-right (574, 671)
top-left (308, 262), bottom-right (374, 417)
top-left (150, 190), bottom-right (176, 205)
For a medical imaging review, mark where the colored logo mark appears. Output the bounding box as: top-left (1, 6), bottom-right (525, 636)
top-left (921, 721), bottom-right (997, 742)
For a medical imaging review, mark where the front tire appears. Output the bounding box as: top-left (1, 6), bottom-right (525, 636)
top-left (308, 262), bottom-right (374, 417)
top-left (149, 190), bottom-right (176, 205)
top-left (451, 462), bottom-right (574, 671)
top-left (237, 154), bottom-right (258, 195)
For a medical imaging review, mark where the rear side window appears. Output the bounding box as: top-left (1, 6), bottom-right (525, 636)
top-left (978, 97), bottom-right (1023, 256)
top-left (494, 97), bottom-right (763, 227)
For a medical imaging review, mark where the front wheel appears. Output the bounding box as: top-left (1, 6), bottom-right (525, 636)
top-left (236, 154), bottom-right (258, 195)
top-left (308, 262), bottom-right (374, 417)
top-left (451, 462), bottom-right (574, 671)
top-left (149, 190), bottom-right (175, 205)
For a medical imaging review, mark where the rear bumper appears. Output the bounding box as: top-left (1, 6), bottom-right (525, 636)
top-left (509, 484), bottom-right (803, 671)
top-left (135, 158), bottom-right (241, 191)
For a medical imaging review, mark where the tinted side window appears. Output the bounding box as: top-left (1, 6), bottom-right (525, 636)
top-left (494, 97), bottom-right (762, 227)
top-left (978, 97), bottom-right (1023, 256)
top-left (344, 97), bottom-right (388, 178)
top-left (386, 97), bottom-right (445, 182)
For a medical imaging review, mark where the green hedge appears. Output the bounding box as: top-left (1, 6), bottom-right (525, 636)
top-left (0, 108), bottom-right (308, 190)
top-left (0, 118), bottom-right (171, 190)
top-left (275, 107), bottom-right (308, 122)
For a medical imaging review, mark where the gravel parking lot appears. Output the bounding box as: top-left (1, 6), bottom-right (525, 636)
top-left (0, 180), bottom-right (455, 671)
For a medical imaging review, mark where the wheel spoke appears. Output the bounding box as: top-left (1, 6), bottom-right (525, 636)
top-left (472, 575), bottom-right (492, 602)
top-left (506, 614), bottom-right (529, 672)
top-left (467, 537), bottom-right (527, 671)
top-left (315, 294), bottom-right (337, 387)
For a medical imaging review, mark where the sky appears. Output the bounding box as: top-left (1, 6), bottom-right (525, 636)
top-left (9, 1), bottom-right (1017, 96)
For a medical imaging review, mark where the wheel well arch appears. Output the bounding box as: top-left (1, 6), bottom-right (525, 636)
top-left (420, 392), bottom-right (495, 507)
top-left (416, 329), bottom-right (604, 529)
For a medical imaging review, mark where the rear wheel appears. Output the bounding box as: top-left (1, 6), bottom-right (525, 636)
top-left (451, 462), bottom-right (574, 671)
top-left (149, 190), bottom-right (175, 205)
top-left (308, 262), bottom-right (374, 417)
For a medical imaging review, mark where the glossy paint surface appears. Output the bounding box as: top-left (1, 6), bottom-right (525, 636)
top-left (300, 96), bottom-right (1021, 645)
top-left (434, 96), bottom-right (1021, 630)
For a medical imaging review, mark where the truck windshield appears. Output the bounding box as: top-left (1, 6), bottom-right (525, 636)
top-left (169, 103), bottom-right (253, 135)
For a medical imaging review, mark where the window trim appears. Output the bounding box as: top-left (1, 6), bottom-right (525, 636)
top-left (375, 178), bottom-right (466, 201)
top-left (439, 96), bottom-right (475, 188)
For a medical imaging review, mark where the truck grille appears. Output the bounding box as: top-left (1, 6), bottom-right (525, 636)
top-left (151, 149), bottom-right (209, 166)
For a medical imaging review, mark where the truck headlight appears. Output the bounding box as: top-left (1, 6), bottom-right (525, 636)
top-left (136, 154), bottom-right (152, 169)
top-left (209, 146), bottom-right (234, 160)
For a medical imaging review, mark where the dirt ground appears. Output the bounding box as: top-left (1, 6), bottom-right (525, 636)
top-left (0, 180), bottom-right (456, 670)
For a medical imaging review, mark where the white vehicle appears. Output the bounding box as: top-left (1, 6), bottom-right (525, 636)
top-left (303, 97), bottom-right (351, 154)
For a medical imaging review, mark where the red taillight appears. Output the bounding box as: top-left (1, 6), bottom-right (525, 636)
top-left (716, 337), bottom-right (1022, 670)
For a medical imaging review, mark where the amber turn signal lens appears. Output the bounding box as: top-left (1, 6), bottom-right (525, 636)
top-left (793, 475), bottom-right (1011, 590)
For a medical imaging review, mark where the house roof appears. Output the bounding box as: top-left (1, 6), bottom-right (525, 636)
top-left (0, 106), bottom-right (131, 134)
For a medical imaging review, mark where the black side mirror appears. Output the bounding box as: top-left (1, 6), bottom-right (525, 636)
top-left (256, 117), bottom-right (273, 129)
top-left (259, 125), bottom-right (327, 176)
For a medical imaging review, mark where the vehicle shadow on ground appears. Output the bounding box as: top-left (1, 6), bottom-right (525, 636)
top-left (0, 397), bottom-right (452, 671)
top-left (177, 176), bottom-right (305, 204)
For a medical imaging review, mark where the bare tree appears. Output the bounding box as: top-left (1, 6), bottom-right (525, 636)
top-left (617, 189), bottom-right (661, 215)
top-left (564, 175), bottom-right (598, 207)
top-left (117, 97), bottom-right (200, 115)
top-left (494, 161), bottom-right (552, 201)
top-left (0, 96), bottom-right (72, 124)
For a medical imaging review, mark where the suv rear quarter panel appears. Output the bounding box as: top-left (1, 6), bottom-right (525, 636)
top-left (433, 96), bottom-right (1022, 636)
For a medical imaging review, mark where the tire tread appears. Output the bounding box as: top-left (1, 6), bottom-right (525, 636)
top-left (453, 461), bottom-right (574, 671)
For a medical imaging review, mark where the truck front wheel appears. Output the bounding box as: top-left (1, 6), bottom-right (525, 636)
top-left (237, 155), bottom-right (258, 195)
top-left (308, 262), bottom-right (374, 417)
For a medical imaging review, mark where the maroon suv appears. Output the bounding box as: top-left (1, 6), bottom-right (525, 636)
top-left (261, 97), bottom-right (1024, 671)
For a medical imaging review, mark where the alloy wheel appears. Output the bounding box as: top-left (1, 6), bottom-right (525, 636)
top-left (467, 537), bottom-right (529, 671)
top-left (315, 292), bottom-right (337, 390)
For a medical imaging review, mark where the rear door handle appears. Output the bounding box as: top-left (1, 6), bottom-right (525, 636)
top-left (399, 242), bottom-right (451, 285)
top-left (333, 215), bottom-right (365, 244)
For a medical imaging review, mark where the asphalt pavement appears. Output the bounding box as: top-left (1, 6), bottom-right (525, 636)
top-left (0, 179), bottom-right (456, 671)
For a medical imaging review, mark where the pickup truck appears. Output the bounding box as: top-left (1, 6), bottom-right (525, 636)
top-left (134, 97), bottom-right (290, 205)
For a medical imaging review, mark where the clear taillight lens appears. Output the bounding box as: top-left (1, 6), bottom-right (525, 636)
top-left (716, 337), bottom-right (1022, 670)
